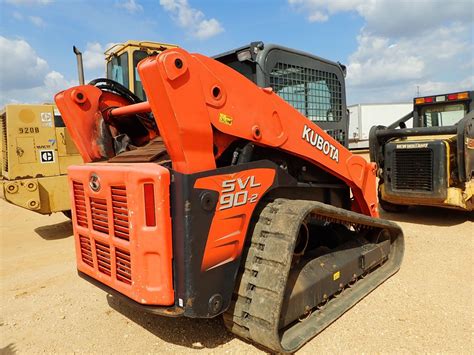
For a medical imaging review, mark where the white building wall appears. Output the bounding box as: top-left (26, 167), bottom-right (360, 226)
top-left (349, 103), bottom-right (412, 149)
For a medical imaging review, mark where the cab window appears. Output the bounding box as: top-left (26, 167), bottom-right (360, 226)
top-left (133, 50), bottom-right (148, 101)
top-left (422, 103), bottom-right (466, 127)
top-left (106, 52), bottom-right (129, 88)
top-left (269, 62), bottom-right (343, 122)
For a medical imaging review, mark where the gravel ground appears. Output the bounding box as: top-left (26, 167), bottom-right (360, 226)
top-left (1, 193), bottom-right (473, 354)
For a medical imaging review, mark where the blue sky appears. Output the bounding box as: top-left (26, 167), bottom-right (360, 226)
top-left (0, 0), bottom-right (472, 106)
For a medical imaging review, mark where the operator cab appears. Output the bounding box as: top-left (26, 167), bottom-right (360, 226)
top-left (105, 41), bottom-right (178, 101)
top-left (214, 42), bottom-right (349, 147)
top-left (413, 91), bottom-right (473, 128)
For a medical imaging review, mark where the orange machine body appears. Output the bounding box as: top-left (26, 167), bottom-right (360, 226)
top-left (55, 46), bottom-right (379, 315)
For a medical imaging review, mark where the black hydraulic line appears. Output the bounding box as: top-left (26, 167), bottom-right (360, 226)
top-left (236, 143), bottom-right (255, 164)
top-left (88, 78), bottom-right (142, 104)
top-left (88, 78), bottom-right (157, 130)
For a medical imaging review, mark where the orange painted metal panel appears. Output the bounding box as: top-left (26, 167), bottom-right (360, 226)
top-left (68, 163), bottom-right (174, 305)
top-left (194, 168), bottom-right (276, 271)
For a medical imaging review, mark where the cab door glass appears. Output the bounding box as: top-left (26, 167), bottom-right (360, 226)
top-left (133, 50), bottom-right (149, 101)
top-left (106, 52), bottom-right (129, 88)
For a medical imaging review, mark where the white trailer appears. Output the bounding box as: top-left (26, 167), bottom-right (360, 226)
top-left (348, 102), bottom-right (412, 149)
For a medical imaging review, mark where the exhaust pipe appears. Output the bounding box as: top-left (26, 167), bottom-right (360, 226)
top-left (73, 46), bottom-right (85, 85)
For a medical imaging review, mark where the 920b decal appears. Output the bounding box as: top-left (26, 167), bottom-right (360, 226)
top-left (219, 176), bottom-right (261, 210)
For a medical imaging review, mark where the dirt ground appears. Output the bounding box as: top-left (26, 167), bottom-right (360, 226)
top-left (1, 193), bottom-right (473, 353)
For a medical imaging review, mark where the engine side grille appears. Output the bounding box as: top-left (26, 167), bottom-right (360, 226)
top-left (79, 234), bottom-right (93, 267)
top-left (1, 114), bottom-right (8, 172)
top-left (73, 182), bottom-right (88, 228)
top-left (115, 248), bottom-right (132, 284)
top-left (393, 148), bottom-right (433, 191)
top-left (90, 198), bottom-right (109, 234)
top-left (111, 186), bottom-right (129, 241)
top-left (95, 240), bottom-right (111, 276)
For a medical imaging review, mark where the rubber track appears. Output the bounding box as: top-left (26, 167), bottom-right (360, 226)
top-left (223, 198), bottom-right (404, 353)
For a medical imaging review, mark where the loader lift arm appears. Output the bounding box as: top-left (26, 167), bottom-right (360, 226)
top-left (55, 48), bottom-right (378, 217)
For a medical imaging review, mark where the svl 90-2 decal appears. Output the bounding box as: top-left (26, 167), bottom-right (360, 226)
top-left (194, 168), bottom-right (276, 271)
top-left (219, 176), bottom-right (261, 210)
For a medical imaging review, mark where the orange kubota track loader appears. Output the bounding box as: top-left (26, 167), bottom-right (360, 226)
top-left (55, 44), bottom-right (404, 353)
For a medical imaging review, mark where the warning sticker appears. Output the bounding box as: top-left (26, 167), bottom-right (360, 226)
top-left (39, 150), bottom-right (55, 163)
top-left (219, 113), bottom-right (233, 126)
top-left (40, 112), bottom-right (53, 127)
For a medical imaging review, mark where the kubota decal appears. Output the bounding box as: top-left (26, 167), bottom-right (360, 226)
top-left (302, 124), bottom-right (339, 162)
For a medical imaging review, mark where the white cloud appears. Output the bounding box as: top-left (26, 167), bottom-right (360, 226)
top-left (289, 0), bottom-right (474, 104)
top-left (28, 15), bottom-right (46, 27)
top-left (356, 0), bottom-right (472, 37)
top-left (82, 42), bottom-right (106, 71)
top-left (417, 76), bottom-right (474, 96)
top-left (0, 36), bottom-right (76, 107)
top-left (5, 0), bottom-right (53, 5)
top-left (347, 75), bottom-right (473, 105)
top-left (345, 29), bottom-right (472, 104)
top-left (0, 36), bottom-right (49, 90)
top-left (195, 18), bottom-right (223, 40)
top-left (288, 0), bottom-right (472, 36)
top-left (346, 24), bottom-right (472, 90)
top-left (160, 0), bottom-right (224, 39)
top-left (81, 42), bottom-right (116, 78)
top-left (0, 71), bottom-right (77, 106)
top-left (116, 0), bottom-right (143, 13)
top-left (289, 0), bottom-right (368, 23)
top-left (42, 71), bottom-right (77, 99)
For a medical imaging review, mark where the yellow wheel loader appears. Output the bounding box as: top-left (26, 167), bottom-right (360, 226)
top-left (370, 91), bottom-right (473, 212)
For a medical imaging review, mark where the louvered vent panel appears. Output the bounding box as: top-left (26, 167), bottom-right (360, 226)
top-left (95, 241), bottom-right (111, 276)
top-left (90, 198), bottom-right (109, 234)
top-left (115, 248), bottom-right (132, 284)
top-left (73, 182), bottom-right (88, 227)
top-left (79, 234), bottom-right (93, 267)
top-left (111, 186), bottom-right (129, 241)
